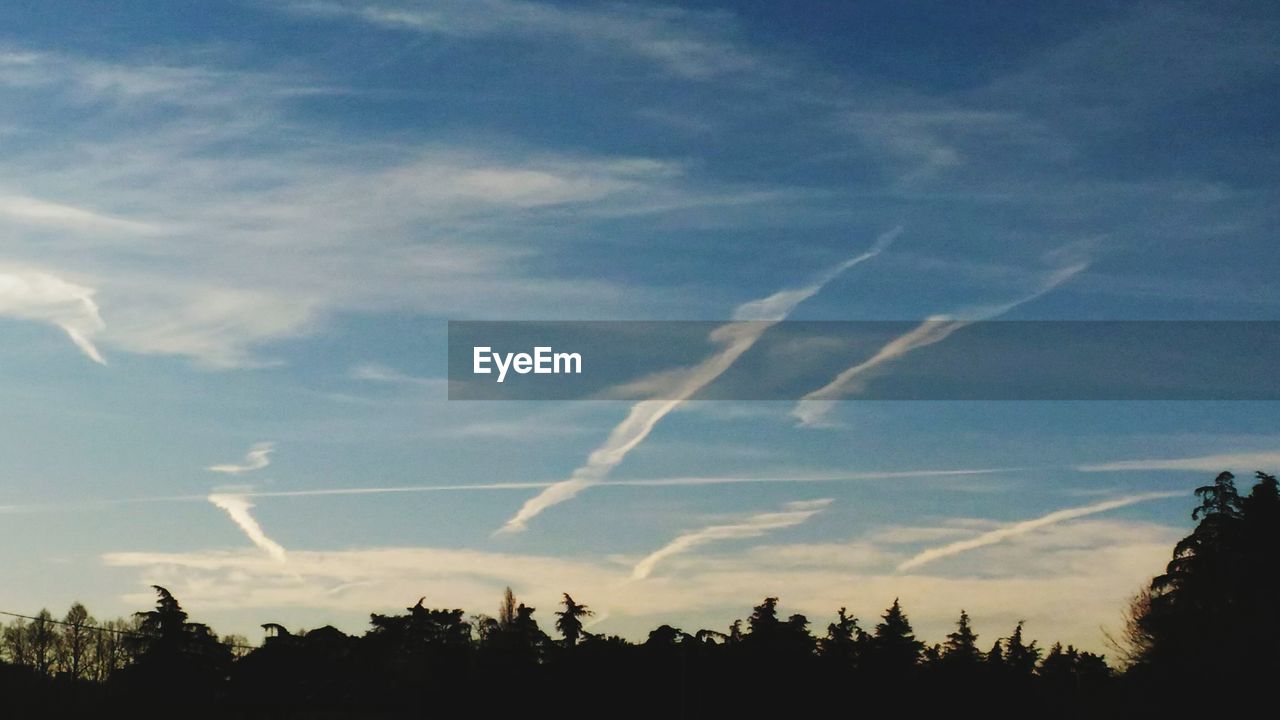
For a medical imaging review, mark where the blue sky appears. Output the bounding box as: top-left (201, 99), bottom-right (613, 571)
top-left (1, 0), bottom-right (1278, 651)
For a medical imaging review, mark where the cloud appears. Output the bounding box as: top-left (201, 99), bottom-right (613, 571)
top-left (288, 0), bottom-right (768, 80)
top-left (0, 266), bottom-right (106, 364)
top-left (792, 261), bottom-right (1086, 427)
top-left (896, 492), bottom-right (1183, 572)
top-left (0, 195), bottom-right (161, 235)
top-left (349, 362), bottom-right (445, 392)
top-left (631, 499), bottom-right (831, 580)
top-left (5, 46), bottom-right (804, 369)
top-left (1077, 451), bottom-right (1280, 473)
top-left (101, 516), bottom-right (1180, 652)
top-left (208, 442), bottom-right (275, 475)
top-left (207, 493), bottom-right (288, 563)
top-left (496, 229), bottom-right (900, 533)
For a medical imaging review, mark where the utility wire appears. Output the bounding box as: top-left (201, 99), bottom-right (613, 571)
top-left (0, 609), bottom-right (260, 651)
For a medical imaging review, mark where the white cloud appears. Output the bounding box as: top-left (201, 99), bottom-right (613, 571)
top-left (289, 0), bottom-right (768, 80)
top-left (896, 492), bottom-right (1183, 572)
top-left (0, 266), bottom-right (106, 364)
top-left (631, 499), bottom-right (831, 580)
top-left (0, 195), bottom-right (161, 235)
top-left (102, 515), bottom-right (1180, 652)
top-left (3, 47), bottom-right (792, 368)
top-left (207, 493), bottom-right (288, 563)
top-left (208, 442), bottom-right (275, 475)
top-left (496, 228), bottom-right (899, 533)
top-left (349, 362), bottom-right (445, 392)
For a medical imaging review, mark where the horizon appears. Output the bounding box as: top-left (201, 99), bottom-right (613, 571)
top-left (2, 0), bottom-right (1279, 655)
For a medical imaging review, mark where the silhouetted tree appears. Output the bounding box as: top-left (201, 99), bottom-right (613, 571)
top-left (555, 594), bottom-right (593, 648)
top-left (942, 609), bottom-right (981, 668)
top-left (818, 607), bottom-right (863, 670)
top-left (57, 603), bottom-right (93, 680)
top-left (499, 586), bottom-right (517, 629)
top-left (114, 586), bottom-right (231, 706)
top-left (868, 598), bottom-right (922, 674)
top-left (1003, 621), bottom-right (1040, 676)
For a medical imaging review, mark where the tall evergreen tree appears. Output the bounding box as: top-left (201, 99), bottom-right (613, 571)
top-left (868, 598), bottom-right (923, 673)
top-left (942, 610), bottom-right (981, 667)
top-left (1003, 621), bottom-right (1040, 676)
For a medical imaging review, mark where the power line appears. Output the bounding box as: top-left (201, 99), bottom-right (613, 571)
top-left (0, 610), bottom-right (260, 651)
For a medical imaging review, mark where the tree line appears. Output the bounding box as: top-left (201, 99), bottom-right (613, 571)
top-left (1, 471), bottom-right (1276, 718)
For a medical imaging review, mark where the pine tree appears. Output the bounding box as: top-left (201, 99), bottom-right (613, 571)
top-left (819, 607), bottom-right (862, 669)
top-left (985, 638), bottom-right (1004, 669)
top-left (1003, 621), bottom-right (1040, 675)
top-left (942, 610), bottom-right (981, 667)
top-left (868, 598), bottom-right (923, 673)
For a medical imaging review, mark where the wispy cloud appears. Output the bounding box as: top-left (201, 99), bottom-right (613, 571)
top-left (0, 266), bottom-right (106, 364)
top-left (207, 492), bottom-right (288, 563)
top-left (896, 492), bottom-right (1182, 572)
top-left (1078, 450), bottom-right (1280, 473)
top-left (102, 516), bottom-right (1180, 652)
top-left (4, 46), bottom-right (793, 369)
top-left (288, 0), bottom-right (769, 81)
top-left (631, 499), bottom-right (831, 580)
top-left (496, 228), bottom-right (900, 534)
top-left (208, 442), bottom-right (275, 475)
top-left (0, 195), bottom-right (161, 235)
top-left (349, 362), bottom-right (438, 386)
top-left (792, 261), bottom-right (1086, 427)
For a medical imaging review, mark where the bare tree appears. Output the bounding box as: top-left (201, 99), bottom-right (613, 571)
top-left (27, 609), bottom-right (58, 675)
top-left (2, 617), bottom-right (31, 667)
top-left (58, 602), bottom-right (95, 679)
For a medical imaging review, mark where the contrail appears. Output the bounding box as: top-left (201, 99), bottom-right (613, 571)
top-left (208, 442), bottom-right (275, 475)
top-left (895, 491), bottom-right (1182, 572)
top-left (208, 492), bottom-right (288, 562)
top-left (1077, 450), bottom-right (1280, 473)
top-left (631, 499), bottom-right (832, 580)
top-left (0, 268), bottom-right (107, 364)
top-left (0, 467), bottom-right (1006, 514)
top-left (496, 228), bottom-right (902, 534)
top-left (792, 262), bottom-right (1086, 427)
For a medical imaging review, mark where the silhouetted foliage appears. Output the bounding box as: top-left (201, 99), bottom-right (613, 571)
top-left (3, 471), bottom-right (1278, 718)
top-left (1120, 470), bottom-right (1280, 714)
top-left (868, 598), bottom-right (923, 676)
top-left (942, 609), bottom-right (981, 668)
top-left (554, 593), bottom-right (593, 648)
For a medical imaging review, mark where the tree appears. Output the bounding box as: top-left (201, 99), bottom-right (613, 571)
top-left (942, 610), bottom-right (981, 667)
top-left (27, 610), bottom-right (57, 676)
top-left (818, 607), bottom-right (863, 669)
top-left (1003, 621), bottom-right (1039, 676)
top-left (1133, 472), bottom-right (1246, 677)
top-left (868, 598), bottom-right (923, 673)
top-left (555, 594), bottom-right (593, 648)
top-left (118, 585), bottom-right (232, 700)
top-left (58, 602), bottom-right (94, 680)
top-left (498, 586), bottom-right (517, 630)
top-left (985, 638), bottom-right (1005, 672)
top-left (3, 617), bottom-right (32, 668)
top-left (90, 617), bottom-right (137, 682)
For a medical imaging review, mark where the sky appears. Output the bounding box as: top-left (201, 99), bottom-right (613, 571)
top-left (1, 0), bottom-right (1279, 653)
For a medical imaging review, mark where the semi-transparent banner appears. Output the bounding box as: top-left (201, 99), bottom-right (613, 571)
top-left (447, 320), bottom-right (1280, 400)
